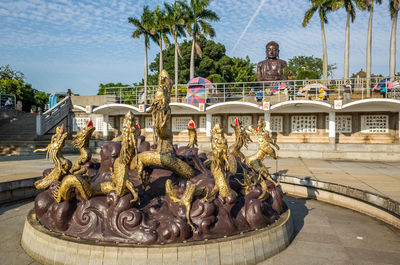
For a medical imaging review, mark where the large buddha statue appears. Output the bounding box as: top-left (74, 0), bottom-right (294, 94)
top-left (257, 41), bottom-right (287, 81)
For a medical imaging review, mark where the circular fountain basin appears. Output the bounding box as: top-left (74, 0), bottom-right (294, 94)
top-left (21, 207), bottom-right (293, 265)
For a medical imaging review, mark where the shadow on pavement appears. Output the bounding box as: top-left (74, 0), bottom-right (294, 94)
top-left (0, 153), bottom-right (78, 162)
top-left (0, 200), bottom-right (33, 216)
top-left (284, 196), bottom-right (311, 237)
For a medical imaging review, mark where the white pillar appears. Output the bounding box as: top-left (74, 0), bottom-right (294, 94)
top-left (264, 112), bottom-right (271, 131)
top-left (36, 115), bottom-right (42, 135)
top-left (206, 113), bottom-right (212, 137)
top-left (103, 114), bottom-right (109, 138)
top-left (329, 112), bottom-right (335, 143)
top-left (398, 112), bottom-right (400, 139)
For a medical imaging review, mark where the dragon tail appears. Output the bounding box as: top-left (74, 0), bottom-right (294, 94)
top-left (52, 174), bottom-right (93, 202)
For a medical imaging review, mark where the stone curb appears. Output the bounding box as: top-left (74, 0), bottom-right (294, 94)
top-left (280, 175), bottom-right (400, 229)
top-left (21, 208), bottom-right (293, 265)
top-left (0, 177), bottom-right (41, 205)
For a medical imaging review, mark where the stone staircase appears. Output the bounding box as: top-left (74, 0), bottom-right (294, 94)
top-left (0, 111), bottom-right (37, 141)
top-left (0, 111), bottom-right (44, 155)
top-left (0, 96), bottom-right (74, 156)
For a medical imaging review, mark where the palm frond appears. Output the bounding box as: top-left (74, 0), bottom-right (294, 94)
top-left (198, 20), bottom-right (215, 37)
top-left (132, 28), bottom-right (143, 39)
top-left (162, 33), bottom-right (170, 47)
top-left (390, 0), bottom-right (400, 19)
top-left (302, 6), bottom-right (318, 27)
top-left (197, 9), bottom-right (220, 22)
top-left (195, 40), bottom-right (202, 58)
top-left (354, 0), bottom-right (367, 10)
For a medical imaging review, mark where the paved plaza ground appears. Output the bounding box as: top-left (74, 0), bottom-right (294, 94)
top-left (0, 154), bottom-right (399, 264)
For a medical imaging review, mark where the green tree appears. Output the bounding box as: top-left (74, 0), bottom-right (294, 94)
top-left (128, 6), bottom-right (158, 103)
top-left (164, 1), bottom-right (187, 92)
top-left (302, 0), bottom-right (335, 80)
top-left (97, 82), bottom-right (129, 95)
top-left (207, 74), bottom-right (226, 83)
top-left (230, 57), bottom-right (257, 82)
top-left (389, 0), bottom-right (399, 77)
top-left (34, 91), bottom-right (49, 110)
top-left (296, 70), bottom-right (320, 81)
top-left (0, 65), bottom-right (48, 111)
top-left (182, 0), bottom-right (220, 80)
top-left (283, 56), bottom-right (337, 78)
top-left (0, 65), bottom-right (24, 82)
top-left (148, 38), bottom-right (256, 84)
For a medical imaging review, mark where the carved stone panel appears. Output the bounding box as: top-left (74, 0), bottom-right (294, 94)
top-left (271, 116), bottom-right (283, 133)
top-left (291, 115), bottom-right (317, 133)
top-left (145, 116), bottom-right (154, 132)
top-left (325, 115), bottom-right (352, 133)
top-left (172, 116), bottom-right (193, 132)
top-left (361, 115), bottom-right (389, 133)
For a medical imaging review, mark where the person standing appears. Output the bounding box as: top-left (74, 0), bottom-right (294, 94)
top-left (393, 78), bottom-right (400, 98)
top-left (344, 81), bottom-right (352, 100)
top-left (4, 98), bottom-right (13, 109)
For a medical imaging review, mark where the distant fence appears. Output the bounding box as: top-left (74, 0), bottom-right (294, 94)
top-left (104, 76), bottom-right (400, 106)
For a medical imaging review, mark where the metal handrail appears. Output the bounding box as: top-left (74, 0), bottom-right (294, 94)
top-left (37, 96), bottom-right (72, 135)
top-left (42, 96), bottom-right (70, 116)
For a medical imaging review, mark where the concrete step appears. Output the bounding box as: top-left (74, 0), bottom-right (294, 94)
top-left (0, 113), bottom-right (37, 141)
top-left (0, 137), bottom-right (36, 141)
top-left (0, 140), bottom-right (79, 156)
top-left (0, 131), bottom-right (36, 134)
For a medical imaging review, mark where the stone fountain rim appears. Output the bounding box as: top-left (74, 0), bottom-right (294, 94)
top-left (25, 206), bottom-right (291, 248)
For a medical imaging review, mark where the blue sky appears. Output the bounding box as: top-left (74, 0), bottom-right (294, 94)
top-left (0, 0), bottom-right (398, 95)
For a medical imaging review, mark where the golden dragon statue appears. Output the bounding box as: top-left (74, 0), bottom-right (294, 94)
top-left (131, 70), bottom-right (195, 180)
top-left (52, 111), bottom-right (140, 204)
top-left (52, 174), bottom-right (93, 202)
top-left (187, 120), bottom-right (198, 148)
top-left (246, 119), bottom-right (280, 191)
top-left (203, 123), bottom-right (237, 200)
top-left (235, 163), bottom-right (269, 200)
top-left (149, 69), bottom-right (173, 153)
top-left (228, 118), bottom-right (252, 162)
top-left (70, 121), bottom-right (95, 178)
top-left (165, 179), bottom-right (206, 230)
top-left (33, 125), bottom-right (72, 190)
top-left (93, 111), bottom-right (140, 204)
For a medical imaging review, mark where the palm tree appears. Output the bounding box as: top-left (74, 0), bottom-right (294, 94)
top-left (365, 0), bottom-right (382, 96)
top-left (389, 0), bottom-right (400, 78)
top-left (154, 5), bottom-right (170, 72)
top-left (128, 6), bottom-right (158, 103)
top-left (331, 1), bottom-right (366, 79)
top-left (183, 0), bottom-right (220, 80)
top-left (302, 0), bottom-right (334, 80)
top-left (164, 1), bottom-right (187, 93)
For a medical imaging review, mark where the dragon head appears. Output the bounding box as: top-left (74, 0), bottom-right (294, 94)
top-left (188, 120), bottom-right (196, 131)
top-left (231, 117), bottom-right (242, 129)
top-left (72, 121), bottom-right (95, 148)
top-left (120, 111), bottom-right (137, 164)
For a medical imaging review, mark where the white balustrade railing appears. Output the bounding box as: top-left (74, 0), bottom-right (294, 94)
top-left (36, 96), bottom-right (72, 135)
top-left (104, 76), bottom-right (400, 106)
